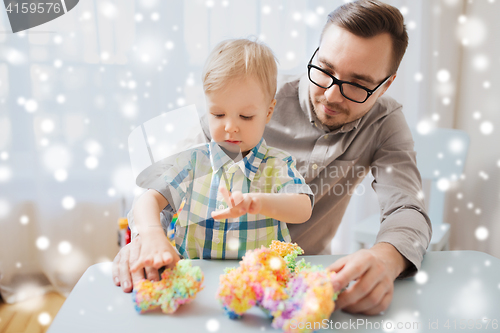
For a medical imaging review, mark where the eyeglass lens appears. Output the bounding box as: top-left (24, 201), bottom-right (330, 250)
top-left (309, 67), bottom-right (368, 102)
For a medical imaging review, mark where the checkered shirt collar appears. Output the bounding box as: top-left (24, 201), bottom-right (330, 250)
top-left (209, 138), bottom-right (267, 182)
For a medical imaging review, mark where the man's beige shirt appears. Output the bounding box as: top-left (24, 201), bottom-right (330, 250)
top-left (200, 74), bottom-right (432, 277)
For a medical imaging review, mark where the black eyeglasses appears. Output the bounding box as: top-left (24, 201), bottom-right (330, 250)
top-left (307, 47), bottom-right (392, 104)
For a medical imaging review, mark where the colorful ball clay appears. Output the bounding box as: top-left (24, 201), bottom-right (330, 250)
top-left (217, 241), bottom-right (338, 333)
top-left (133, 259), bottom-right (204, 314)
top-left (218, 247), bottom-right (289, 317)
top-left (265, 269), bottom-right (337, 333)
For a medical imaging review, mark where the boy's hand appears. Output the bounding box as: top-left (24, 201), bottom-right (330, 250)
top-left (112, 236), bottom-right (161, 293)
top-left (211, 187), bottom-right (262, 220)
top-left (130, 233), bottom-right (180, 273)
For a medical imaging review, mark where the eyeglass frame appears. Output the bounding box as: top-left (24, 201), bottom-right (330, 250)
top-left (307, 47), bottom-right (392, 104)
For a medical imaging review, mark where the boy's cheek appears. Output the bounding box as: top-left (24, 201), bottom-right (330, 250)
top-left (208, 124), bottom-right (222, 140)
top-left (211, 132), bottom-right (224, 142)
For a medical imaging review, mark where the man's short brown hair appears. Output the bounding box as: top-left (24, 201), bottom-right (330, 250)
top-left (321, 0), bottom-right (408, 75)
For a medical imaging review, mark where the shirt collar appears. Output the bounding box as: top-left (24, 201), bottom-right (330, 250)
top-left (298, 74), bottom-right (315, 124)
top-left (298, 74), bottom-right (363, 134)
top-left (209, 140), bottom-right (233, 174)
top-left (209, 138), bottom-right (267, 182)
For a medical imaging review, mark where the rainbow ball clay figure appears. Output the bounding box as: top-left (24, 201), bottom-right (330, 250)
top-left (133, 259), bottom-right (204, 314)
top-left (217, 241), bottom-right (338, 333)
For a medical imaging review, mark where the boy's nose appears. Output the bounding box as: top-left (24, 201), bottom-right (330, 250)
top-left (225, 120), bottom-right (238, 132)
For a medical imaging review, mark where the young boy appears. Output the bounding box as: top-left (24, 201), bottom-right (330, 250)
top-left (131, 39), bottom-right (313, 272)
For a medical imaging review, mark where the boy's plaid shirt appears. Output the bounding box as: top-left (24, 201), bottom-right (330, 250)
top-left (154, 138), bottom-right (313, 259)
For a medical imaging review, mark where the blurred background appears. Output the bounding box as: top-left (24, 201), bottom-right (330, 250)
top-left (0, 0), bottom-right (499, 326)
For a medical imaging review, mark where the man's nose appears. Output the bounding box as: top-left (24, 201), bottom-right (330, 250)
top-left (324, 83), bottom-right (344, 104)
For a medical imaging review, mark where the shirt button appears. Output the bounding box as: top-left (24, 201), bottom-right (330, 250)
top-left (324, 135), bottom-right (329, 139)
top-left (218, 205), bottom-right (224, 210)
top-left (214, 238), bottom-right (220, 244)
top-left (312, 163), bottom-right (318, 170)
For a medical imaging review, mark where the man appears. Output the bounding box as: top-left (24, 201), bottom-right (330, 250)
top-left (112, 0), bottom-right (431, 316)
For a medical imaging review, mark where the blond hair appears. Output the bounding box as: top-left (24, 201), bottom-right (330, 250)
top-left (202, 38), bottom-right (278, 101)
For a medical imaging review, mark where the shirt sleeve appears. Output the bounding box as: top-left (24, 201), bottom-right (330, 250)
top-left (274, 154), bottom-right (315, 208)
top-left (127, 151), bottom-right (194, 239)
top-left (128, 120), bottom-right (208, 239)
top-left (150, 150), bottom-right (196, 212)
top-left (370, 112), bottom-right (432, 278)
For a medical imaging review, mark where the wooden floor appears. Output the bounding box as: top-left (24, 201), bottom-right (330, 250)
top-left (0, 293), bottom-right (66, 333)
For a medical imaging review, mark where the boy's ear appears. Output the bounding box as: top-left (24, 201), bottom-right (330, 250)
top-left (266, 99), bottom-right (277, 124)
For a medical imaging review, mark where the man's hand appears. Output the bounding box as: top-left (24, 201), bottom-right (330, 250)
top-left (328, 242), bottom-right (410, 315)
top-left (211, 187), bottom-right (262, 220)
top-left (112, 236), bottom-right (162, 293)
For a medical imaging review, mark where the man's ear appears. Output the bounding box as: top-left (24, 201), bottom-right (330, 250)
top-left (378, 74), bottom-right (397, 98)
top-left (266, 99), bottom-right (277, 124)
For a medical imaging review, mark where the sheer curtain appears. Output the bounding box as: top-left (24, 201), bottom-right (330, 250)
top-left (1, 0), bottom-right (498, 303)
top-left (450, 0), bottom-right (500, 255)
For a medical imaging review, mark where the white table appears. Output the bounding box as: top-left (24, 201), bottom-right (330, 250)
top-left (48, 251), bottom-right (500, 332)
